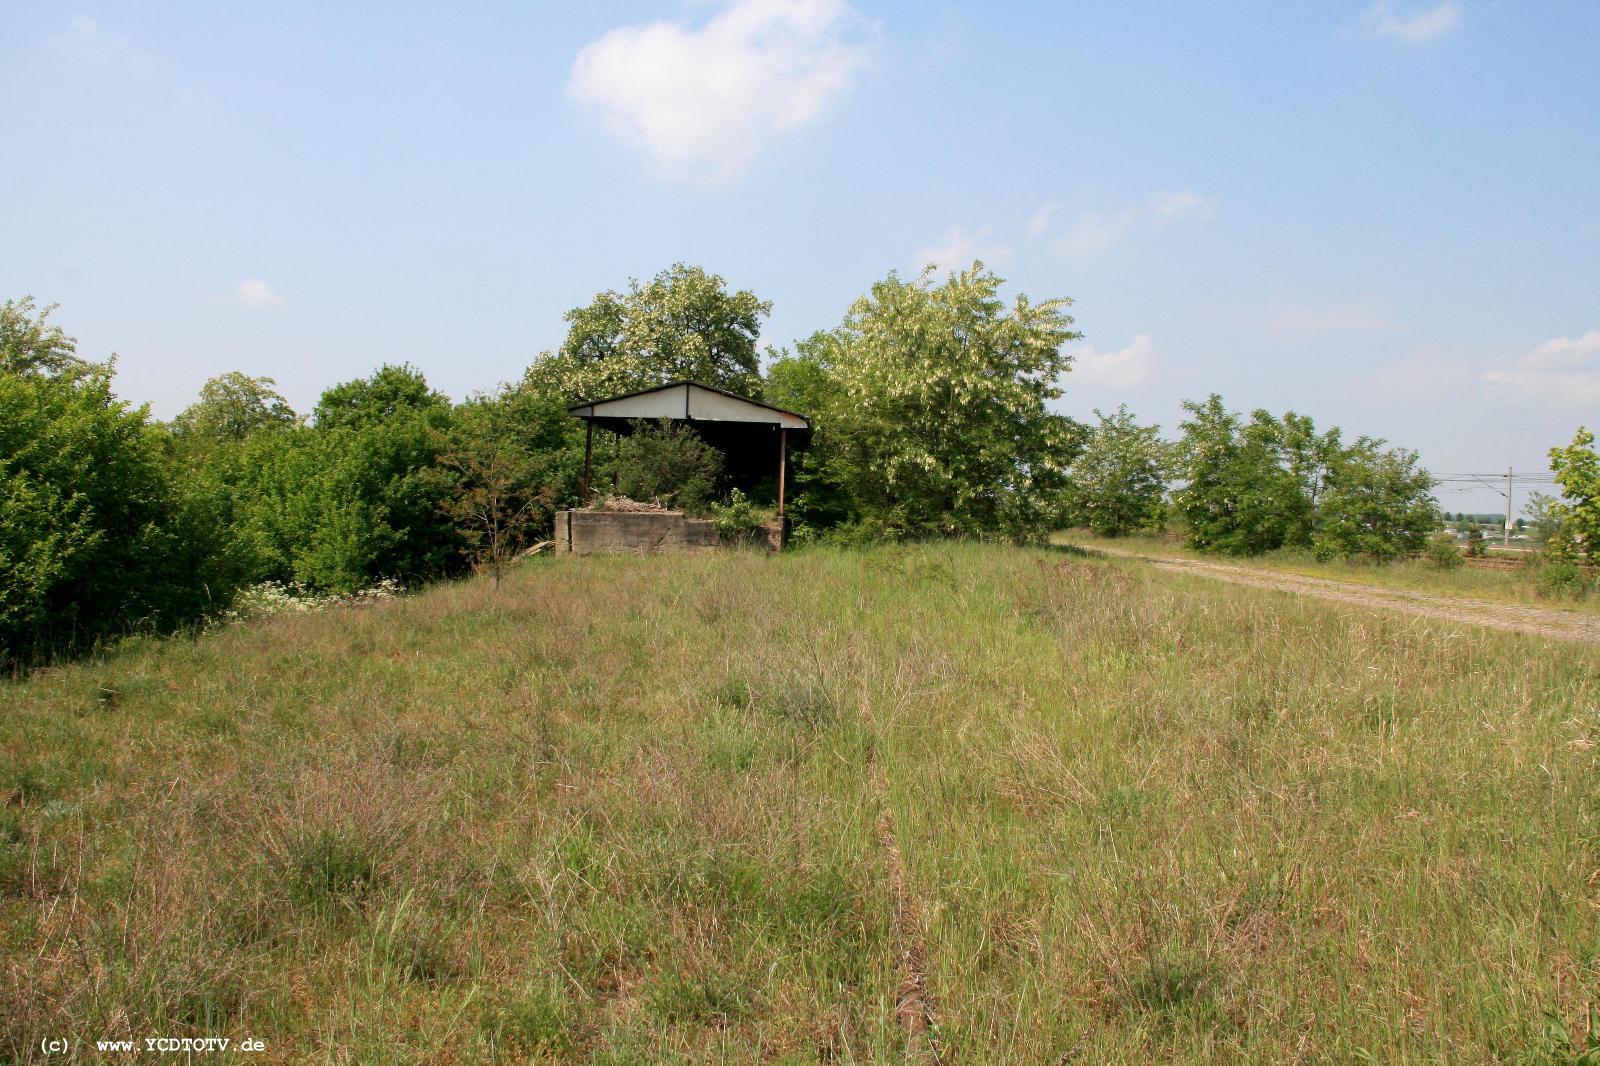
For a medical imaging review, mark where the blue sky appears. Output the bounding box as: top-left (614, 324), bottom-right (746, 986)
top-left (4, 1), bottom-right (1596, 515)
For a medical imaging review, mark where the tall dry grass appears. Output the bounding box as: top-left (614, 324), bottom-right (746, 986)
top-left (2, 544), bottom-right (1596, 1062)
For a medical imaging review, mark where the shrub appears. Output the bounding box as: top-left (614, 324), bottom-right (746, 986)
top-left (1, 364), bottom-right (212, 666)
top-left (1535, 561), bottom-right (1594, 601)
top-left (1062, 405), bottom-right (1167, 536)
top-left (1464, 524), bottom-right (1487, 557)
top-left (1424, 530), bottom-right (1464, 569)
top-left (709, 488), bottom-right (765, 543)
top-left (1548, 426), bottom-right (1600, 566)
top-left (615, 419), bottom-right (722, 514)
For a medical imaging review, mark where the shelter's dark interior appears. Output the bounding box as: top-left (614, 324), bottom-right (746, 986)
top-left (587, 418), bottom-right (801, 503)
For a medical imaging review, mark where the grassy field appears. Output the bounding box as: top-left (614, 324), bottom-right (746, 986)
top-left (1058, 531), bottom-right (1599, 614)
top-left (4, 544), bottom-right (1599, 1063)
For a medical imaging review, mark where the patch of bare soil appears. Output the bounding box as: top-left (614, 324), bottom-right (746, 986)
top-left (1089, 546), bottom-right (1600, 645)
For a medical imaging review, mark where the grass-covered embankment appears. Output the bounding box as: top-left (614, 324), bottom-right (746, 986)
top-left (3, 544), bottom-right (1598, 1062)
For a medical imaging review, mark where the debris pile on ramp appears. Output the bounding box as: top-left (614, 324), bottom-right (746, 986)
top-left (589, 495), bottom-right (679, 514)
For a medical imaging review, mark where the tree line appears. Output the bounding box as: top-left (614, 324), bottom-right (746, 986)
top-left (4, 265), bottom-right (1596, 666)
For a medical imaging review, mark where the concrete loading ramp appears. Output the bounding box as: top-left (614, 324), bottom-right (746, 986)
top-left (553, 507), bottom-right (782, 555)
top-left (554, 508), bottom-right (720, 555)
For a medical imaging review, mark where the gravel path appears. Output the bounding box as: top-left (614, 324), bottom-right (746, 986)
top-left (1089, 546), bottom-right (1600, 645)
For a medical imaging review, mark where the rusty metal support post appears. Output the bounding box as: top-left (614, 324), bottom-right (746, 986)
top-left (581, 420), bottom-right (593, 505)
top-left (778, 427), bottom-right (788, 519)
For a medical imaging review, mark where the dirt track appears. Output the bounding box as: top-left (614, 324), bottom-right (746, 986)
top-left (1089, 546), bottom-right (1600, 646)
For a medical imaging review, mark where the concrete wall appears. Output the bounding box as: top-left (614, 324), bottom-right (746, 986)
top-left (554, 510), bottom-right (785, 555)
top-left (555, 510), bottom-right (720, 555)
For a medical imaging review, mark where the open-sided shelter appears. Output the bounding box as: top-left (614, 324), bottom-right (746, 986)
top-left (567, 381), bottom-right (810, 519)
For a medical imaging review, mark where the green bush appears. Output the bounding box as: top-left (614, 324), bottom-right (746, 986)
top-left (1062, 405), bottom-right (1167, 536)
top-left (1, 366), bottom-right (214, 666)
top-left (1423, 530), bottom-right (1464, 569)
top-left (1534, 560), bottom-right (1594, 601)
top-left (709, 488), bottom-right (765, 543)
top-left (226, 366), bottom-right (462, 593)
top-left (615, 419), bottom-right (722, 514)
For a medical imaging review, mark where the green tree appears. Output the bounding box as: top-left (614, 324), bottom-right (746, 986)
top-left (0, 299), bottom-right (245, 664)
top-left (1548, 427), bottom-right (1600, 564)
top-left (1522, 491), bottom-right (1563, 546)
top-left (764, 331), bottom-right (854, 533)
top-left (808, 263), bottom-right (1082, 541)
top-left (1465, 523), bottom-right (1486, 557)
top-left (1276, 411), bottom-right (1345, 547)
top-left (1238, 409), bottom-right (1317, 549)
top-left (527, 263), bottom-right (771, 403)
top-left (0, 366), bottom-right (199, 664)
top-left (228, 366), bottom-right (461, 592)
top-left (1171, 396), bottom-right (1301, 555)
top-left (158, 373), bottom-right (304, 596)
top-left (313, 363), bottom-right (450, 431)
top-left (436, 388), bottom-right (572, 589)
top-left (1309, 441), bottom-right (1437, 560)
top-left (1062, 405), bottom-right (1167, 536)
top-left (1172, 395), bottom-right (1433, 559)
top-left (0, 296), bottom-right (91, 378)
top-left (172, 372), bottom-right (298, 442)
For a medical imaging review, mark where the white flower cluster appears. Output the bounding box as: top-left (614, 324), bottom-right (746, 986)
top-left (212, 578), bottom-right (403, 628)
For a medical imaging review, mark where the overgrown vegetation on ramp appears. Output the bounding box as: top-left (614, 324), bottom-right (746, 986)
top-left (3, 546), bottom-right (1598, 1061)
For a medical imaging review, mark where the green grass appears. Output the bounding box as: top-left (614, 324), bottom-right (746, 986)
top-left (1060, 529), bottom-right (1600, 613)
top-left (3, 544), bottom-right (1598, 1062)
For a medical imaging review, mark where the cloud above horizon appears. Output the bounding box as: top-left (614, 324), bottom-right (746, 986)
top-left (45, 13), bottom-right (149, 68)
top-left (1483, 329), bottom-right (1600, 407)
top-left (1364, 1), bottom-right (1461, 43)
top-left (1070, 334), bottom-right (1156, 389)
top-left (567, 0), bottom-right (872, 186)
top-left (237, 279), bottom-right (284, 308)
top-left (1046, 190), bottom-right (1210, 257)
top-left (913, 224), bottom-right (1010, 273)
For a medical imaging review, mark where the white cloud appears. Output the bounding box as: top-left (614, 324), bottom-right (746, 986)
top-left (1046, 190), bottom-right (1210, 257)
top-left (1276, 300), bottom-right (1392, 332)
top-left (567, 0), bottom-right (872, 186)
top-left (913, 224), bottom-right (1009, 273)
top-left (1057, 208), bottom-right (1137, 257)
top-left (1148, 189), bottom-right (1206, 221)
top-left (46, 14), bottom-right (148, 67)
top-left (1071, 334), bottom-right (1155, 389)
top-left (1364, 1), bottom-right (1461, 43)
top-left (1025, 202), bottom-right (1061, 238)
top-left (1484, 330), bottom-right (1600, 407)
top-left (237, 279), bottom-right (284, 309)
